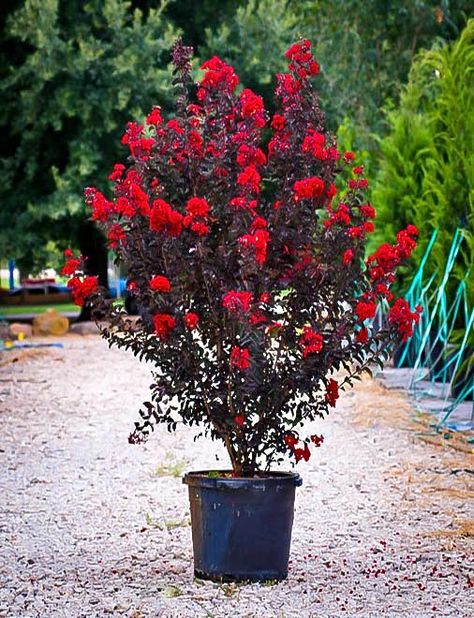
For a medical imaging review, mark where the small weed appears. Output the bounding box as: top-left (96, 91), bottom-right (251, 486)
top-left (263, 578), bottom-right (278, 586)
top-left (153, 456), bottom-right (187, 478)
top-left (144, 512), bottom-right (163, 530)
top-left (220, 583), bottom-right (238, 597)
top-left (162, 584), bottom-right (181, 598)
top-left (165, 518), bottom-right (191, 531)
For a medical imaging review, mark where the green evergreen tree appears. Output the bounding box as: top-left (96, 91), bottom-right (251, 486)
top-left (372, 20), bottom-right (474, 303)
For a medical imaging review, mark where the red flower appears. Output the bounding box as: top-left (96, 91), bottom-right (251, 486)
top-left (200, 56), bottom-right (239, 92)
top-left (108, 163), bottom-right (126, 182)
top-left (240, 88), bottom-right (265, 122)
top-left (153, 313), bottom-right (176, 339)
top-left (353, 165), bottom-right (364, 175)
top-left (187, 221), bottom-right (210, 236)
top-left (293, 443), bottom-right (311, 462)
top-left (186, 197), bottom-right (210, 218)
top-left (285, 39), bottom-right (319, 78)
top-left (356, 327), bottom-right (369, 344)
top-left (234, 415), bottom-right (245, 426)
top-left (64, 249), bottom-right (74, 258)
top-left (150, 275), bottom-right (171, 293)
top-left (150, 199), bottom-right (183, 237)
top-left (67, 275), bottom-right (98, 306)
top-left (310, 434), bottom-right (324, 447)
top-left (325, 379), bottom-right (339, 407)
top-left (61, 257), bottom-right (81, 276)
top-left (222, 290), bottom-right (253, 313)
top-left (360, 204), bottom-right (376, 219)
top-left (146, 106), bottom-right (163, 126)
top-left (388, 298), bottom-right (420, 342)
top-left (230, 346), bottom-right (251, 370)
top-left (299, 327), bottom-right (324, 358)
top-left (115, 197), bottom-right (135, 218)
top-left (293, 177), bottom-right (325, 200)
top-left (183, 312), bottom-right (199, 330)
top-left (239, 229), bottom-right (270, 264)
top-left (229, 196), bottom-right (257, 211)
top-left (236, 144), bottom-right (266, 167)
top-left (84, 188), bottom-right (113, 222)
top-left (108, 224), bottom-right (126, 249)
top-left (249, 311), bottom-right (268, 325)
top-left (302, 130), bottom-right (329, 160)
top-left (355, 300), bottom-right (377, 322)
top-left (237, 164), bottom-right (261, 194)
top-left (166, 119), bottom-right (184, 134)
top-left (343, 151), bottom-right (355, 164)
top-left (271, 114), bottom-right (285, 130)
top-left (130, 183), bottom-right (150, 216)
top-left (342, 249), bottom-right (354, 265)
top-left (284, 433), bottom-right (298, 447)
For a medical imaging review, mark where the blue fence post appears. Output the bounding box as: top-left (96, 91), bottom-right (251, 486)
top-left (8, 259), bottom-right (15, 290)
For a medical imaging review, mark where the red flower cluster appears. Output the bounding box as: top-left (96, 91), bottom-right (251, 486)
top-left (240, 88), bottom-right (266, 127)
top-left (324, 202), bottom-right (351, 228)
top-left (61, 254), bottom-right (81, 276)
top-left (237, 165), bottom-right (261, 194)
top-left (222, 290), bottom-right (253, 313)
top-left (184, 197), bottom-right (210, 236)
top-left (150, 199), bottom-right (183, 236)
top-left (199, 56), bottom-right (239, 95)
top-left (325, 379), bottom-right (339, 407)
top-left (356, 327), bottom-right (369, 344)
top-left (285, 39), bottom-right (320, 78)
top-left (299, 327), bottom-right (324, 358)
top-left (146, 106), bottom-right (163, 126)
top-left (293, 176), bottom-right (325, 200)
top-left (230, 346), bottom-right (251, 370)
top-left (153, 313), bottom-right (176, 339)
top-left (239, 224), bottom-right (270, 264)
top-left (150, 275), bottom-right (171, 293)
top-left (310, 434), bottom-right (324, 447)
top-left (366, 226), bottom-right (418, 293)
top-left (302, 129), bottom-right (338, 161)
top-left (355, 300), bottom-right (377, 322)
top-left (388, 299), bottom-right (422, 341)
top-left (183, 312), bottom-right (199, 330)
top-left (121, 121), bottom-right (154, 159)
top-left (342, 249), bottom-right (354, 265)
top-left (85, 187), bottom-right (113, 223)
top-left (108, 224), bottom-right (126, 249)
top-left (67, 275), bottom-right (98, 306)
top-left (108, 163), bottom-right (126, 182)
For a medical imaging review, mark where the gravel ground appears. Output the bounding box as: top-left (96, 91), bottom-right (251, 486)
top-left (0, 336), bottom-right (473, 618)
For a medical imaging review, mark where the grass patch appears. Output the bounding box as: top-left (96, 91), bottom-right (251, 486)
top-left (0, 303), bottom-right (79, 315)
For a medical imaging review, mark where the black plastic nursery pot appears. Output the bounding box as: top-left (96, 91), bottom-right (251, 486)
top-left (183, 470), bottom-right (302, 582)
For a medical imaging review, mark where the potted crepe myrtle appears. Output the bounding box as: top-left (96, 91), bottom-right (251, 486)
top-left (64, 39), bottom-right (421, 582)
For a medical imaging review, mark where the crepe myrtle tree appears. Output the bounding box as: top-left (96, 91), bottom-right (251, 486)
top-left (64, 39), bottom-right (421, 476)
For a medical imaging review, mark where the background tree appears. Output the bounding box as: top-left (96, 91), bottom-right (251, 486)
top-left (371, 19), bottom-right (474, 304)
top-left (205, 0), bottom-right (473, 140)
top-left (0, 0), bottom-right (178, 281)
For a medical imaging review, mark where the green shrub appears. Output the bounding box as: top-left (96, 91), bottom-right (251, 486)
top-left (372, 20), bottom-right (474, 305)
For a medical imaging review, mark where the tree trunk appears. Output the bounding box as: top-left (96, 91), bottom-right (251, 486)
top-left (77, 221), bottom-right (109, 322)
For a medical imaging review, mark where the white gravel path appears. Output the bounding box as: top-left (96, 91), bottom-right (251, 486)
top-left (0, 336), bottom-right (472, 618)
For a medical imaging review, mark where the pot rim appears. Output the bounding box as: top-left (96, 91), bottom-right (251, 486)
top-left (183, 469), bottom-right (302, 489)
